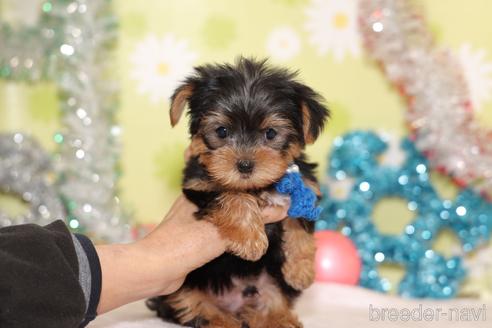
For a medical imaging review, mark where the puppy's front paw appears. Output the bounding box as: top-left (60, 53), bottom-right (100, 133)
top-left (227, 229), bottom-right (268, 261)
top-left (282, 257), bottom-right (315, 290)
top-left (205, 192), bottom-right (268, 261)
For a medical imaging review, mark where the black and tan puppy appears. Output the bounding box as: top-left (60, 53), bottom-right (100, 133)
top-left (147, 58), bottom-right (329, 327)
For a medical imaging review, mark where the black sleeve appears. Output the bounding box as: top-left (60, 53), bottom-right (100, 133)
top-left (0, 220), bottom-right (99, 328)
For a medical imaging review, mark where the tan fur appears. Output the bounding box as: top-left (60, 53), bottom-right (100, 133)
top-left (170, 85), bottom-right (193, 127)
top-left (167, 288), bottom-right (242, 327)
top-left (201, 146), bottom-right (288, 190)
top-left (183, 178), bottom-right (217, 191)
top-left (281, 219), bottom-right (316, 291)
top-left (205, 192), bottom-right (268, 261)
top-left (189, 136), bottom-right (209, 156)
top-left (259, 114), bottom-right (295, 132)
top-left (285, 143), bottom-right (302, 161)
top-left (301, 103), bottom-right (314, 144)
top-left (252, 147), bottom-right (290, 187)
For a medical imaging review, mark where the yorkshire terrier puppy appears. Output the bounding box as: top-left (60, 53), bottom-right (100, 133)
top-left (147, 58), bottom-right (329, 327)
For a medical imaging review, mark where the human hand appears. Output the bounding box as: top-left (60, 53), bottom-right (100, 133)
top-left (262, 202), bottom-right (289, 224)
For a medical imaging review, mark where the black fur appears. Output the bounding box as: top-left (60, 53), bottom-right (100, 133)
top-left (149, 58), bottom-right (329, 325)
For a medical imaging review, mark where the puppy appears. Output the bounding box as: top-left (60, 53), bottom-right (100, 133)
top-left (147, 58), bottom-right (329, 327)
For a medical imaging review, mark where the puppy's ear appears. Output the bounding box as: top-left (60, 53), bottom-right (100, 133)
top-left (295, 84), bottom-right (330, 144)
top-left (170, 84), bottom-right (193, 127)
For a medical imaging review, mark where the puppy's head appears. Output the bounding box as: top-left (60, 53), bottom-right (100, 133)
top-left (170, 57), bottom-right (329, 190)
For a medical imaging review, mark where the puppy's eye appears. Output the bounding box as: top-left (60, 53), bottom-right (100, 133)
top-left (265, 128), bottom-right (277, 140)
top-left (216, 126), bottom-right (228, 139)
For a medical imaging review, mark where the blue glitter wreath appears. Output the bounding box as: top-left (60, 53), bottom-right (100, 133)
top-left (317, 131), bottom-right (492, 298)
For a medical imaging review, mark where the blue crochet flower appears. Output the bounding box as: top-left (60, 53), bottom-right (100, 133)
top-left (275, 165), bottom-right (322, 221)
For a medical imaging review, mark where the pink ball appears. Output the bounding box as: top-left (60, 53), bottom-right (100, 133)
top-left (314, 230), bottom-right (361, 285)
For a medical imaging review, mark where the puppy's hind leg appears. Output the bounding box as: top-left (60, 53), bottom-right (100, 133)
top-left (165, 288), bottom-right (242, 328)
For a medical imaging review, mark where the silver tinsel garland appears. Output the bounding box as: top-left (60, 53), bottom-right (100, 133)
top-left (0, 0), bottom-right (130, 242)
top-left (0, 133), bottom-right (64, 226)
top-left (358, 0), bottom-right (492, 198)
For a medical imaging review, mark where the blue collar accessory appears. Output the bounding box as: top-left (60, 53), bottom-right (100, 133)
top-left (274, 164), bottom-right (322, 221)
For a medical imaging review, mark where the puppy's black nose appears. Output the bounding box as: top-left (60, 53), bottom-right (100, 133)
top-left (237, 160), bottom-right (255, 173)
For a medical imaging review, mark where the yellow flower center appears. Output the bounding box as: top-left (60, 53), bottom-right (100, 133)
top-left (156, 62), bottom-right (169, 76)
top-left (279, 39), bottom-right (289, 48)
top-left (333, 12), bottom-right (349, 29)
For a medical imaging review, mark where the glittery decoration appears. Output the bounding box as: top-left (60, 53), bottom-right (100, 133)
top-left (0, 0), bottom-right (130, 242)
top-left (318, 131), bottom-right (492, 298)
top-left (0, 133), bottom-right (65, 227)
top-left (358, 0), bottom-right (492, 199)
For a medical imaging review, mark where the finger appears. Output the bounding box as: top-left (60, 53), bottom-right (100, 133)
top-left (262, 205), bottom-right (289, 224)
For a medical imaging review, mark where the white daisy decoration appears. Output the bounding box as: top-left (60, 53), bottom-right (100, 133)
top-left (304, 0), bottom-right (360, 61)
top-left (266, 26), bottom-right (301, 62)
top-left (130, 34), bottom-right (198, 103)
top-left (457, 44), bottom-right (492, 111)
top-left (378, 132), bottom-right (407, 168)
